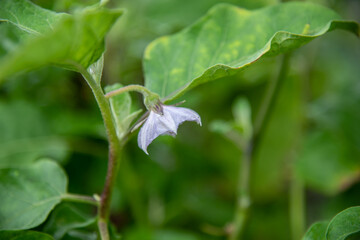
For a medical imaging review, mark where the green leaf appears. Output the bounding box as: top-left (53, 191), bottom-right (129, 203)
top-left (0, 0), bottom-right (123, 81)
top-left (43, 204), bottom-right (96, 240)
top-left (0, 230), bottom-right (54, 240)
top-left (326, 207), bottom-right (360, 240)
top-left (0, 160), bottom-right (67, 230)
top-left (302, 221), bottom-right (328, 240)
top-left (0, 0), bottom-right (66, 36)
top-left (143, 2), bottom-right (359, 101)
top-left (87, 54), bottom-right (104, 86)
top-left (105, 83), bottom-right (142, 139)
top-left (232, 97), bottom-right (252, 139)
top-left (209, 120), bottom-right (233, 135)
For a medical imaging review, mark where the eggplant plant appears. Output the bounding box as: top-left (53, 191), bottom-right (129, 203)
top-left (0, 0), bottom-right (359, 239)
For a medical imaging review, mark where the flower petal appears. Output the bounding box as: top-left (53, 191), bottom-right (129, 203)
top-left (137, 105), bottom-right (202, 154)
top-left (164, 105), bottom-right (202, 128)
top-left (137, 110), bottom-right (177, 154)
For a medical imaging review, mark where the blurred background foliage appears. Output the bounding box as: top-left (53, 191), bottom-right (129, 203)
top-left (0, 0), bottom-right (359, 239)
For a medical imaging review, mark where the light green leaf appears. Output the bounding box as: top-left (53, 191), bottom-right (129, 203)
top-left (0, 160), bottom-right (67, 230)
top-left (232, 97), bottom-right (252, 139)
top-left (302, 221), bottom-right (328, 240)
top-left (0, 0), bottom-right (66, 36)
top-left (326, 207), bottom-right (360, 240)
top-left (143, 2), bottom-right (359, 101)
top-left (209, 120), bottom-right (233, 135)
top-left (0, 230), bottom-right (54, 240)
top-left (105, 83), bottom-right (142, 139)
top-left (44, 204), bottom-right (96, 240)
top-left (87, 54), bottom-right (104, 86)
top-left (0, 0), bottom-right (123, 81)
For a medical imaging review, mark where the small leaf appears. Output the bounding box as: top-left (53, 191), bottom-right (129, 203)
top-left (88, 54), bottom-right (104, 86)
top-left (105, 83), bottom-right (142, 139)
top-left (0, 160), bottom-right (67, 230)
top-left (144, 2), bottom-right (359, 101)
top-left (232, 97), bottom-right (252, 139)
top-left (44, 204), bottom-right (96, 240)
top-left (209, 120), bottom-right (233, 135)
top-left (0, 0), bottom-right (123, 81)
top-left (302, 221), bottom-right (328, 240)
top-left (0, 230), bottom-right (54, 240)
top-left (326, 206), bottom-right (360, 240)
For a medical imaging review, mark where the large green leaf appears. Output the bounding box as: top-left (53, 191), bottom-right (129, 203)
top-left (143, 2), bottom-right (359, 101)
top-left (0, 0), bottom-right (123, 81)
top-left (302, 221), bottom-right (328, 240)
top-left (0, 160), bottom-right (67, 230)
top-left (0, 0), bottom-right (66, 36)
top-left (0, 230), bottom-right (54, 240)
top-left (326, 207), bottom-right (360, 240)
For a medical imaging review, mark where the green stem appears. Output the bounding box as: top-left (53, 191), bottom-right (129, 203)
top-left (62, 193), bottom-right (99, 206)
top-left (290, 175), bottom-right (305, 240)
top-left (229, 143), bottom-right (252, 240)
top-left (254, 54), bottom-right (291, 138)
top-left (79, 67), bottom-right (122, 240)
top-left (104, 84), bottom-right (155, 98)
top-left (229, 54), bottom-right (291, 240)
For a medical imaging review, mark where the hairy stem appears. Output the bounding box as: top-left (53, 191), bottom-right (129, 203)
top-left (105, 84), bottom-right (154, 98)
top-left (62, 193), bottom-right (99, 206)
top-left (229, 54), bottom-right (291, 240)
top-left (80, 68), bottom-right (122, 240)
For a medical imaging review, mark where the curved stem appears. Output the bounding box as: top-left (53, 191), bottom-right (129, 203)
top-left (254, 54), bottom-right (291, 138)
top-left (79, 67), bottom-right (122, 240)
top-left (62, 193), bottom-right (99, 206)
top-left (105, 84), bottom-right (154, 98)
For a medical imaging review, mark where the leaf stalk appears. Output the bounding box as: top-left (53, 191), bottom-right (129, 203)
top-left (80, 67), bottom-right (122, 240)
top-left (62, 193), bottom-right (100, 206)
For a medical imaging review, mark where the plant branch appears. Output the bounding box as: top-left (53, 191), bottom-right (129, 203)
top-left (229, 54), bottom-right (291, 240)
top-left (79, 67), bottom-right (122, 240)
top-left (105, 84), bottom-right (154, 98)
top-left (229, 142), bottom-right (252, 240)
top-left (290, 174), bottom-right (305, 240)
top-left (254, 54), bottom-right (291, 139)
top-left (62, 193), bottom-right (99, 206)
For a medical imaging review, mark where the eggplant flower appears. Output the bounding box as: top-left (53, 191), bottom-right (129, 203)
top-left (138, 104), bottom-right (201, 154)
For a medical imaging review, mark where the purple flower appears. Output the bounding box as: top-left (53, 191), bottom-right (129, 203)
top-left (138, 104), bottom-right (201, 154)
